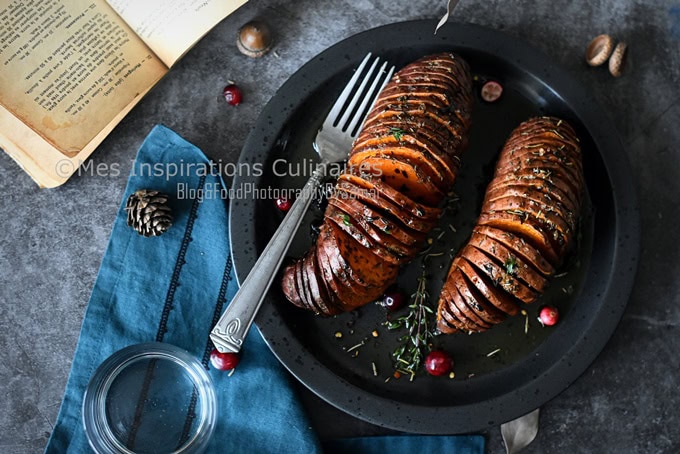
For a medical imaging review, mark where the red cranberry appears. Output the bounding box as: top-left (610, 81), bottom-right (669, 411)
top-left (481, 80), bottom-right (503, 102)
top-left (275, 196), bottom-right (293, 212)
top-left (209, 349), bottom-right (240, 371)
top-left (223, 84), bottom-right (243, 105)
top-left (381, 288), bottom-right (406, 311)
top-left (539, 305), bottom-right (559, 326)
top-left (424, 350), bottom-right (454, 376)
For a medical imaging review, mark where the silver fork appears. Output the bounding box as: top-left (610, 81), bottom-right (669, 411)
top-left (210, 53), bottom-right (395, 354)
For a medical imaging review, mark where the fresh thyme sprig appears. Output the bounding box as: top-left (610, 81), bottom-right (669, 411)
top-left (385, 269), bottom-right (435, 380)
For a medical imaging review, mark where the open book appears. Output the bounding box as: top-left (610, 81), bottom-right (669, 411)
top-left (0, 0), bottom-right (247, 187)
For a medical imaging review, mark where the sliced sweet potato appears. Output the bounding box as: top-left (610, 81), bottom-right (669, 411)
top-left (326, 222), bottom-right (399, 291)
top-left (483, 183), bottom-right (578, 232)
top-left (357, 155), bottom-right (445, 206)
top-left (328, 197), bottom-right (419, 258)
top-left (456, 246), bottom-right (522, 315)
top-left (436, 286), bottom-right (475, 333)
top-left (473, 225), bottom-right (555, 277)
top-left (315, 236), bottom-right (355, 313)
top-left (469, 232), bottom-right (548, 292)
top-left (340, 172), bottom-right (442, 221)
top-left (477, 209), bottom-right (560, 266)
top-left (334, 183), bottom-right (436, 234)
top-left (295, 257), bottom-right (315, 313)
top-left (446, 272), bottom-right (494, 329)
top-left (436, 306), bottom-right (460, 334)
top-left (282, 52), bottom-right (474, 315)
top-left (438, 287), bottom-right (482, 333)
top-left (360, 107), bottom-right (467, 143)
top-left (462, 246), bottom-right (537, 305)
top-left (485, 178), bottom-right (580, 218)
top-left (354, 119), bottom-right (463, 173)
top-left (497, 144), bottom-right (583, 176)
top-left (281, 262), bottom-right (303, 309)
top-left (350, 137), bottom-right (455, 189)
top-left (349, 144), bottom-right (452, 192)
top-left (316, 225), bottom-right (386, 309)
top-left (304, 248), bottom-right (342, 316)
top-left (325, 204), bottom-right (404, 265)
top-left (364, 103), bottom-right (466, 141)
top-left (481, 196), bottom-right (571, 253)
top-left (440, 284), bottom-right (488, 332)
top-left (493, 158), bottom-right (583, 196)
top-left (490, 167), bottom-right (582, 210)
top-left (329, 190), bottom-right (425, 247)
top-left (451, 260), bottom-right (507, 325)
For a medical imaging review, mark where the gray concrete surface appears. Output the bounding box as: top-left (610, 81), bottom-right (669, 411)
top-left (1, 0), bottom-right (678, 452)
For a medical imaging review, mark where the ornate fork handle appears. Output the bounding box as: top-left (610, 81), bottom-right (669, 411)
top-left (210, 162), bottom-right (327, 353)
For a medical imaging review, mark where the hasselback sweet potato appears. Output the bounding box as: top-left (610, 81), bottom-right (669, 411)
top-left (437, 116), bottom-right (583, 333)
top-left (282, 52), bottom-right (473, 315)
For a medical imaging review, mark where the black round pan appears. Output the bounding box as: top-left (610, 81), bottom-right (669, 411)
top-left (228, 20), bottom-right (639, 434)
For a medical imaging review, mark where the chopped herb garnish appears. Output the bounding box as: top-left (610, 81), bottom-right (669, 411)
top-left (341, 214), bottom-right (351, 226)
top-left (504, 255), bottom-right (518, 275)
top-left (390, 127), bottom-right (405, 141)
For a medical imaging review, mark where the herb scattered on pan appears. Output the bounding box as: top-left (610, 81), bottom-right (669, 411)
top-left (385, 268), bottom-right (435, 381)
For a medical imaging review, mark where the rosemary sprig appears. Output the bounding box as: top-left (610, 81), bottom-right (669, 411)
top-left (385, 270), bottom-right (435, 379)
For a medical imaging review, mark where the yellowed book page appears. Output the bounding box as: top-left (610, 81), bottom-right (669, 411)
top-left (0, 0), bottom-right (167, 156)
top-left (0, 81), bottom-right (157, 188)
top-left (106, 0), bottom-right (247, 67)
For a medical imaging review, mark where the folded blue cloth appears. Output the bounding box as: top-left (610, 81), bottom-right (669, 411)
top-left (46, 125), bottom-right (485, 453)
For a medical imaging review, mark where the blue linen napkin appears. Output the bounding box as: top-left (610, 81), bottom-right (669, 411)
top-left (45, 125), bottom-right (485, 453)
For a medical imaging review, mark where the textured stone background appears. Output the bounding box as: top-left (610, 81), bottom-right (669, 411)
top-left (1, 0), bottom-right (678, 452)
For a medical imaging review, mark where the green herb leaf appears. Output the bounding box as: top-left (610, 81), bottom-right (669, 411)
top-left (390, 127), bottom-right (405, 141)
top-left (341, 214), bottom-right (351, 226)
top-left (504, 255), bottom-right (518, 275)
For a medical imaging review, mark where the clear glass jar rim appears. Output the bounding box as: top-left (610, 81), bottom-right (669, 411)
top-left (82, 342), bottom-right (217, 454)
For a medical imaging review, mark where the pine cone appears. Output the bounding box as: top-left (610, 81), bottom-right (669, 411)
top-left (125, 189), bottom-right (173, 237)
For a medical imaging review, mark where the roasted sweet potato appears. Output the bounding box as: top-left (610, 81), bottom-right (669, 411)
top-left (357, 155), bottom-right (445, 206)
top-left (329, 197), bottom-right (420, 258)
top-left (281, 262), bottom-right (302, 309)
top-left (483, 184), bottom-right (578, 232)
top-left (477, 210), bottom-right (561, 266)
top-left (473, 225), bottom-right (555, 276)
top-left (353, 119), bottom-right (462, 177)
top-left (350, 141), bottom-right (455, 190)
top-left (340, 173), bottom-right (441, 221)
top-left (437, 116), bottom-right (583, 334)
top-left (481, 196), bottom-right (571, 254)
top-left (283, 52), bottom-right (473, 315)
top-left (469, 232), bottom-right (548, 292)
top-left (329, 191), bottom-right (425, 247)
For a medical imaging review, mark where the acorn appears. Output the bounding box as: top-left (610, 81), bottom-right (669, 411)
top-left (237, 20), bottom-right (273, 58)
top-left (585, 34), bottom-right (614, 67)
top-left (608, 42), bottom-right (628, 77)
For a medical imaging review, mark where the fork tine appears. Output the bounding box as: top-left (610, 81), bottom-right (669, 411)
top-left (336, 57), bottom-right (379, 131)
top-left (347, 62), bottom-right (395, 137)
top-left (322, 53), bottom-right (372, 130)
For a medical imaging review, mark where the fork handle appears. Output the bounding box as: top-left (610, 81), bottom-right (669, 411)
top-left (210, 162), bottom-right (327, 354)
